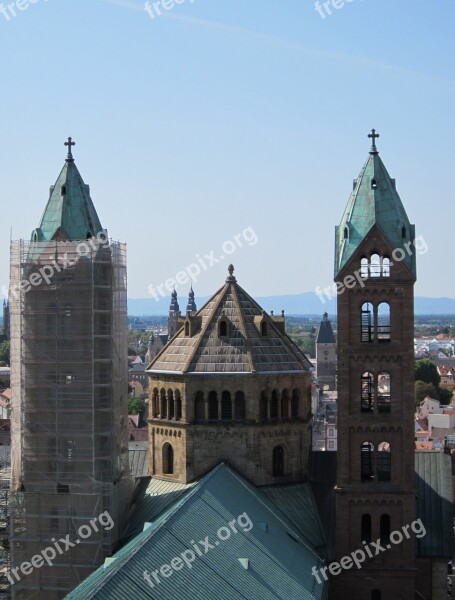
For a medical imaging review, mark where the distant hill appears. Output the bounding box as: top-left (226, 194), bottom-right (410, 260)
top-left (128, 293), bottom-right (455, 316)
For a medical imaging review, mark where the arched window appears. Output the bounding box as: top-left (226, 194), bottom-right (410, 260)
top-left (194, 391), bottom-right (205, 421)
top-left (382, 257), bottom-right (391, 277)
top-left (370, 253), bottom-right (381, 277)
top-left (371, 178), bottom-right (377, 189)
top-left (168, 389), bottom-right (175, 419)
top-left (281, 390), bottom-right (289, 418)
top-left (361, 302), bottom-right (374, 343)
top-left (152, 388), bottom-right (159, 417)
top-left (208, 391), bottom-right (218, 421)
top-left (261, 321), bottom-right (268, 337)
top-left (273, 446), bottom-right (284, 477)
top-left (377, 372), bottom-right (391, 413)
top-left (380, 514), bottom-right (391, 544)
top-left (162, 443), bottom-right (174, 475)
top-left (360, 257), bottom-right (369, 279)
top-left (185, 322), bottom-right (190, 337)
top-left (175, 391), bottom-right (182, 421)
top-left (221, 391), bottom-right (232, 421)
top-left (401, 226), bottom-right (406, 239)
top-left (377, 442), bottom-right (391, 481)
top-left (260, 392), bottom-right (268, 420)
top-left (377, 303), bottom-right (391, 341)
top-left (371, 592), bottom-right (381, 600)
top-left (361, 514), bottom-right (372, 544)
top-left (361, 442), bottom-right (375, 481)
top-left (291, 389), bottom-right (299, 417)
top-left (361, 372), bottom-right (374, 413)
top-left (344, 227), bottom-right (349, 240)
top-left (219, 320), bottom-right (228, 337)
top-left (234, 392), bottom-right (245, 420)
top-left (160, 389), bottom-right (167, 419)
top-left (270, 391), bottom-right (279, 419)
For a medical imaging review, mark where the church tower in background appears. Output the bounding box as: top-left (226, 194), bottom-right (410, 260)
top-left (332, 131), bottom-right (417, 599)
top-left (316, 312), bottom-right (336, 391)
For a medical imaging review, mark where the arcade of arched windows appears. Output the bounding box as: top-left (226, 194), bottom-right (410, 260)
top-left (150, 386), bottom-right (308, 423)
top-left (194, 388), bottom-right (305, 423)
top-left (151, 388), bottom-right (183, 421)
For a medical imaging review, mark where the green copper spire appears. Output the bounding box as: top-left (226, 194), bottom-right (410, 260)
top-left (335, 130), bottom-right (416, 277)
top-left (32, 138), bottom-right (103, 242)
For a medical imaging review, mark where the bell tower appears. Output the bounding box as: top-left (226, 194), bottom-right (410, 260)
top-left (332, 131), bottom-right (417, 599)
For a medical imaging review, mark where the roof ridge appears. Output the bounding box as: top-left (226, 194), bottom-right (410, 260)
top-left (234, 282), bottom-right (311, 366)
top-left (184, 282), bottom-right (230, 373)
top-left (230, 281), bottom-right (255, 372)
top-left (82, 464), bottom-right (226, 595)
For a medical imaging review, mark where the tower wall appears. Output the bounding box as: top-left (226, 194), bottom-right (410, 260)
top-left (9, 239), bottom-right (132, 599)
top-left (316, 342), bottom-right (337, 390)
top-left (332, 230), bottom-right (417, 599)
top-left (148, 372), bottom-right (313, 485)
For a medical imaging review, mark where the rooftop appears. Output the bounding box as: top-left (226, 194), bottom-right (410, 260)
top-left (316, 313), bottom-right (336, 344)
top-left (335, 130), bottom-right (415, 278)
top-left (147, 266), bottom-right (312, 375)
top-left (32, 138), bottom-right (104, 242)
top-left (67, 463), bottom-right (327, 600)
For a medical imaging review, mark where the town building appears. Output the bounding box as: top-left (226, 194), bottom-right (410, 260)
top-left (316, 312), bottom-right (337, 391)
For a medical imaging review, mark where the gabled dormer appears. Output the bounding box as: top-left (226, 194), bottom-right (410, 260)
top-left (183, 314), bottom-right (202, 338)
top-left (253, 311), bottom-right (269, 337)
top-left (217, 312), bottom-right (233, 338)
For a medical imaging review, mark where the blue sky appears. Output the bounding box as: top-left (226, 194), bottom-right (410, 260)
top-left (0, 0), bottom-right (454, 304)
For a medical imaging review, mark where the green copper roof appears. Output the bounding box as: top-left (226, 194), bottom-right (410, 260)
top-left (66, 463), bottom-right (328, 600)
top-left (32, 144), bottom-right (103, 242)
top-left (335, 135), bottom-right (416, 278)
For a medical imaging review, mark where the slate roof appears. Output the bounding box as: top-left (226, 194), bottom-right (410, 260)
top-left (66, 463), bottom-right (328, 600)
top-left (261, 482), bottom-right (328, 557)
top-left (147, 267), bottom-right (312, 375)
top-left (415, 452), bottom-right (453, 557)
top-left (128, 442), bottom-right (149, 479)
top-left (335, 139), bottom-right (416, 277)
top-left (308, 451), bottom-right (454, 560)
top-left (124, 476), bottom-right (198, 540)
top-left (33, 155), bottom-right (103, 242)
top-left (316, 313), bottom-right (336, 344)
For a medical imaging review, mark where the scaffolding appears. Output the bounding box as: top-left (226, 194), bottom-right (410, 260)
top-left (0, 478), bottom-right (11, 599)
top-left (8, 239), bottom-right (133, 599)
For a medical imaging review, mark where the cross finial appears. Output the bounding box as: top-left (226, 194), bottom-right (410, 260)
top-left (368, 129), bottom-right (380, 154)
top-left (64, 137), bottom-right (76, 161)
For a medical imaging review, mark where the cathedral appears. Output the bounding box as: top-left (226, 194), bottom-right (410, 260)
top-left (144, 287), bottom-right (198, 363)
top-left (9, 133), bottom-right (453, 600)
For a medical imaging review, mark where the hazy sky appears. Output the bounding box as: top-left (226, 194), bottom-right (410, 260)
top-left (0, 0), bottom-right (454, 304)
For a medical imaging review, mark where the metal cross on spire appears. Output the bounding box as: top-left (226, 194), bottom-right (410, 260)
top-left (65, 137), bottom-right (76, 161)
top-left (368, 129), bottom-right (380, 154)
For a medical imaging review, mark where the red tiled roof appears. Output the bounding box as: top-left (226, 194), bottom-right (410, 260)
top-left (415, 442), bottom-right (434, 451)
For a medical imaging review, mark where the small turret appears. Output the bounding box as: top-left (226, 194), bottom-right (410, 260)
top-left (186, 286), bottom-right (197, 315)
